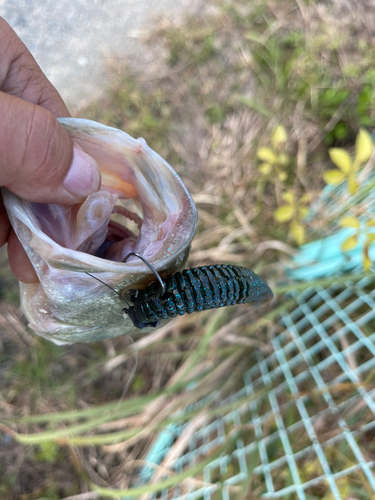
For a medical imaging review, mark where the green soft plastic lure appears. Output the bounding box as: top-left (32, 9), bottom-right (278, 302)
top-left (124, 264), bottom-right (273, 329)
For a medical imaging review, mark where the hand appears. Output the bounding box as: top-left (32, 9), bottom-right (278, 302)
top-left (0, 18), bottom-right (101, 284)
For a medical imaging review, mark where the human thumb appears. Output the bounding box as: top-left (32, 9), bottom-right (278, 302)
top-left (0, 91), bottom-right (101, 204)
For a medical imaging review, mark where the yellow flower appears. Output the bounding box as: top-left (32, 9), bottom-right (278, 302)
top-left (339, 215), bottom-right (375, 270)
top-left (273, 192), bottom-right (309, 245)
top-left (323, 129), bottom-right (373, 195)
top-left (257, 125), bottom-right (289, 181)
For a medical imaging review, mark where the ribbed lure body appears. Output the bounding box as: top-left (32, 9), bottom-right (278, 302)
top-left (128, 265), bottom-right (273, 327)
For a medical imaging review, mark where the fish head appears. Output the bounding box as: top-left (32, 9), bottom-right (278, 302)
top-left (3, 118), bottom-right (197, 344)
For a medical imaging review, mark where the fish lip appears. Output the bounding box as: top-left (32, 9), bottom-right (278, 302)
top-left (2, 187), bottom-right (197, 275)
top-left (58, 118), bottom-right (198, 269)
top-left (2, 118), bottom-right (198, 343)
top-left (4, 118), bottom-right (198, 275)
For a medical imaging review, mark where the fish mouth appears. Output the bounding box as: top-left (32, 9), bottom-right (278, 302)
top-left (19, 118), bottom-right (197, 279)
top-left (2, 118), bottom-right (197, 343)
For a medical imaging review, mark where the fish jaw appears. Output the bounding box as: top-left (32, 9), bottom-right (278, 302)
top-left (3, 118), bottom-right (197, 344)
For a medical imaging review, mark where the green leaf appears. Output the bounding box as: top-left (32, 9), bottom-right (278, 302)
top-left (274, 205), bottom-right (294, 222)
top-left (323, 170), bottom-right (346, 185)
top-left (354, 129), bottom-right (373, 165)
top-left (290, 220), bottom-right (305, 246)
top-left (328, 148), bottom-right (352, 173)
top-left (341, 235), bottom-right (358, 251)
top-left (258, 163), bottom-right (272, 175)
top-left (338, 216), bottom-right (360, 228)
top-left (366, 220), bottom-right (375, 227)
top-left (300, 194), bottom-right (310, 204)
top-left (271, 125), bottom-right (287, 149)
top-left (257, 147), bottom-right (277, 163)
top-left (367, 233), bottom-right (375, 244)
top-left (36, 442), bottom-right (59, 463)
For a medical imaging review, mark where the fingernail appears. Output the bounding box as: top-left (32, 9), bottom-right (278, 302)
top-left (63, 145), bottom-right (101, 198)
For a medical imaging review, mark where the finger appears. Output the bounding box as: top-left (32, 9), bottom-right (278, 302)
top-left (0, 92), bottom-right (101, 204)
top-left (7, 228), bottom-right (38, 283)
top-left (0, 17), bottom-right (69, 117)
top-left (0, 195), bottom-right (35, 283)
top-left (0, 195), bottom-right (11, 248)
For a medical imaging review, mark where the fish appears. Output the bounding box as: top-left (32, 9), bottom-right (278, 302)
top-left (2, 118), bottom-right (197, 345)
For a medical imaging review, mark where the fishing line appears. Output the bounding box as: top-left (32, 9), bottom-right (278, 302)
top-left (85, 271), bottom-right (131, 308)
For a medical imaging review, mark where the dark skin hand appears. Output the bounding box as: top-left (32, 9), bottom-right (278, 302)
top-left (0, 18), bottom-right (101, 283)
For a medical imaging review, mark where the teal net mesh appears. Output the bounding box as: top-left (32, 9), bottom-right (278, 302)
top-left (126, 174), bottom-right (375, 499)
top-left (138, 274), bottom-right (375, 499)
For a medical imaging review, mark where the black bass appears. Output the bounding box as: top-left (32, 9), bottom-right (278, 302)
top-left (2, 118), bottom-right (197, 344)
